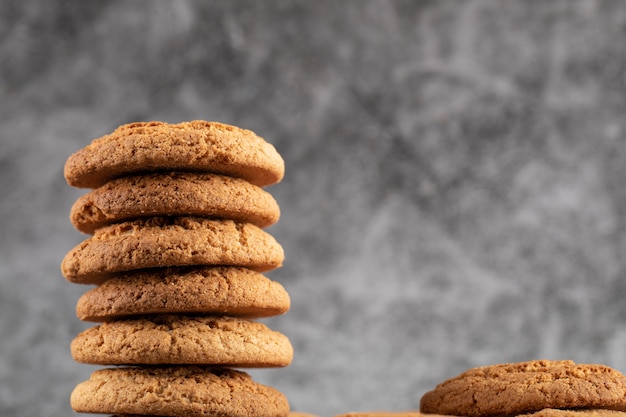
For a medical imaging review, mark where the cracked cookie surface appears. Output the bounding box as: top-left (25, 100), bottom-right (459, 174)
top-left (61, 217), bottom-right (284, 284)
top-left (76, 266), bottom-right (290, 321)
top-left (70, 366), bottom-right (290, 417)
top-left (70, 172), bottom-right (280, 234)
top-left (419, 360), bottom-right (626, 417)
top-left (521, 410), bottom-right (626, 417)
top-left (335, 412), bottom-right (435, 417)
top-left (71, 314), bottom-right (293, 367)
top-left (64, 120), bottom-right (284, 188)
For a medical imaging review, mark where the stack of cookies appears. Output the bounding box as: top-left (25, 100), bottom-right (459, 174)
top-left (61, 121), bottom-right (293, 417)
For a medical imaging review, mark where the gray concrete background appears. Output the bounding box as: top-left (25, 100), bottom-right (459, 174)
top-left (3, 1), bottom-right (626, 416)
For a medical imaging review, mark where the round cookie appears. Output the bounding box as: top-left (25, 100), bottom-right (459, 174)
top-left (419, 360), bottom-right (626, 417)
top-left (64, 120), bottom-right (284, 189)
top-left (71, 315), bottom-right (293, 367)
top-left (61, 217), bottom-right (284, 284)
top-left (70, 366), bottom-right (290, 417)
top-left (76, 267), bottom-right (290, 322)
top-left (70, 172), bottom-right (280, 234)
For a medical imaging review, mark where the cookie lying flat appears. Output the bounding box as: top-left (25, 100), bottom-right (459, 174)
top-left (335, 412), bottom-right (430, 417)
top-left (65, 120), bottom-right (284, 189)
top-left (61, 217), bottom-right (284, 284)
top-left (70, 366), bottom-right (290, 417)
top-left (522, 410), bottom-right (626, 417)
top-left (76, 267), bottom-right (290, 321)
top-left (111, 411), bottom-right (318, 417)
top-left (71, 172), bottom-right (280, 234)
top-left (71, 315), bottom-right (293, 367)
top-left (419, 360), bottom-right (626, 417)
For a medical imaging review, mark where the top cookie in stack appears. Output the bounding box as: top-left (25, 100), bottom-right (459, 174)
top-left (61, 120), bottom-right (293, 417)
top-left (64, 120), bottom-right (284, 189)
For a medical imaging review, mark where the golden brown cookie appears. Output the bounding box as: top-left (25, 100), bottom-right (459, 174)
top-left (419, 360), bottom-right (626, 417)
top-left (61, 217), bottom-right (284, 284)
top-left (70, 172), bottom-right (280, 234)
top-left (64, 120), bottom-right (284, 189)
top-left (76, 267), bottom-right (290, 322)
top-left (521, 410), bottom-right (626, 417)
top-left (109, 412), bottom-right (314, 417)
top-left (71, 314), bottom-right (293, 367)
top-left (70, 366), bottom-right (290, 417)
top-left (334, 412), bottom-right (429, 417)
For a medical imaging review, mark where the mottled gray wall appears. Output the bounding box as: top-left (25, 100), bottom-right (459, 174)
top-left (3, 1), bottom-right (626, 416)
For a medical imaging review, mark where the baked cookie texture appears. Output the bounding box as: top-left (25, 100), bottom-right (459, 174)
top-left (419, 360), bottom-right (626, 417)
top-left (70, 172), bottom-right (280, 234)
top-left (111, 413), bottom-right (317, 417)
top-left (70, 366), bottom-right (290, 417)
top-left (61, 217), bottom-right (284, 284)
top-left (76, 266), bottom-right (290, 321)
top-left (64, 120), bottom-right (285, 188)
top-left (335, 412), bottom-right (429, 417)
top-left (63, 120), bottom-right (292, 416)
top-left (522, 410), bottom-right (626, 417)
top-left (71, 314), bottom-right (293, 367)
